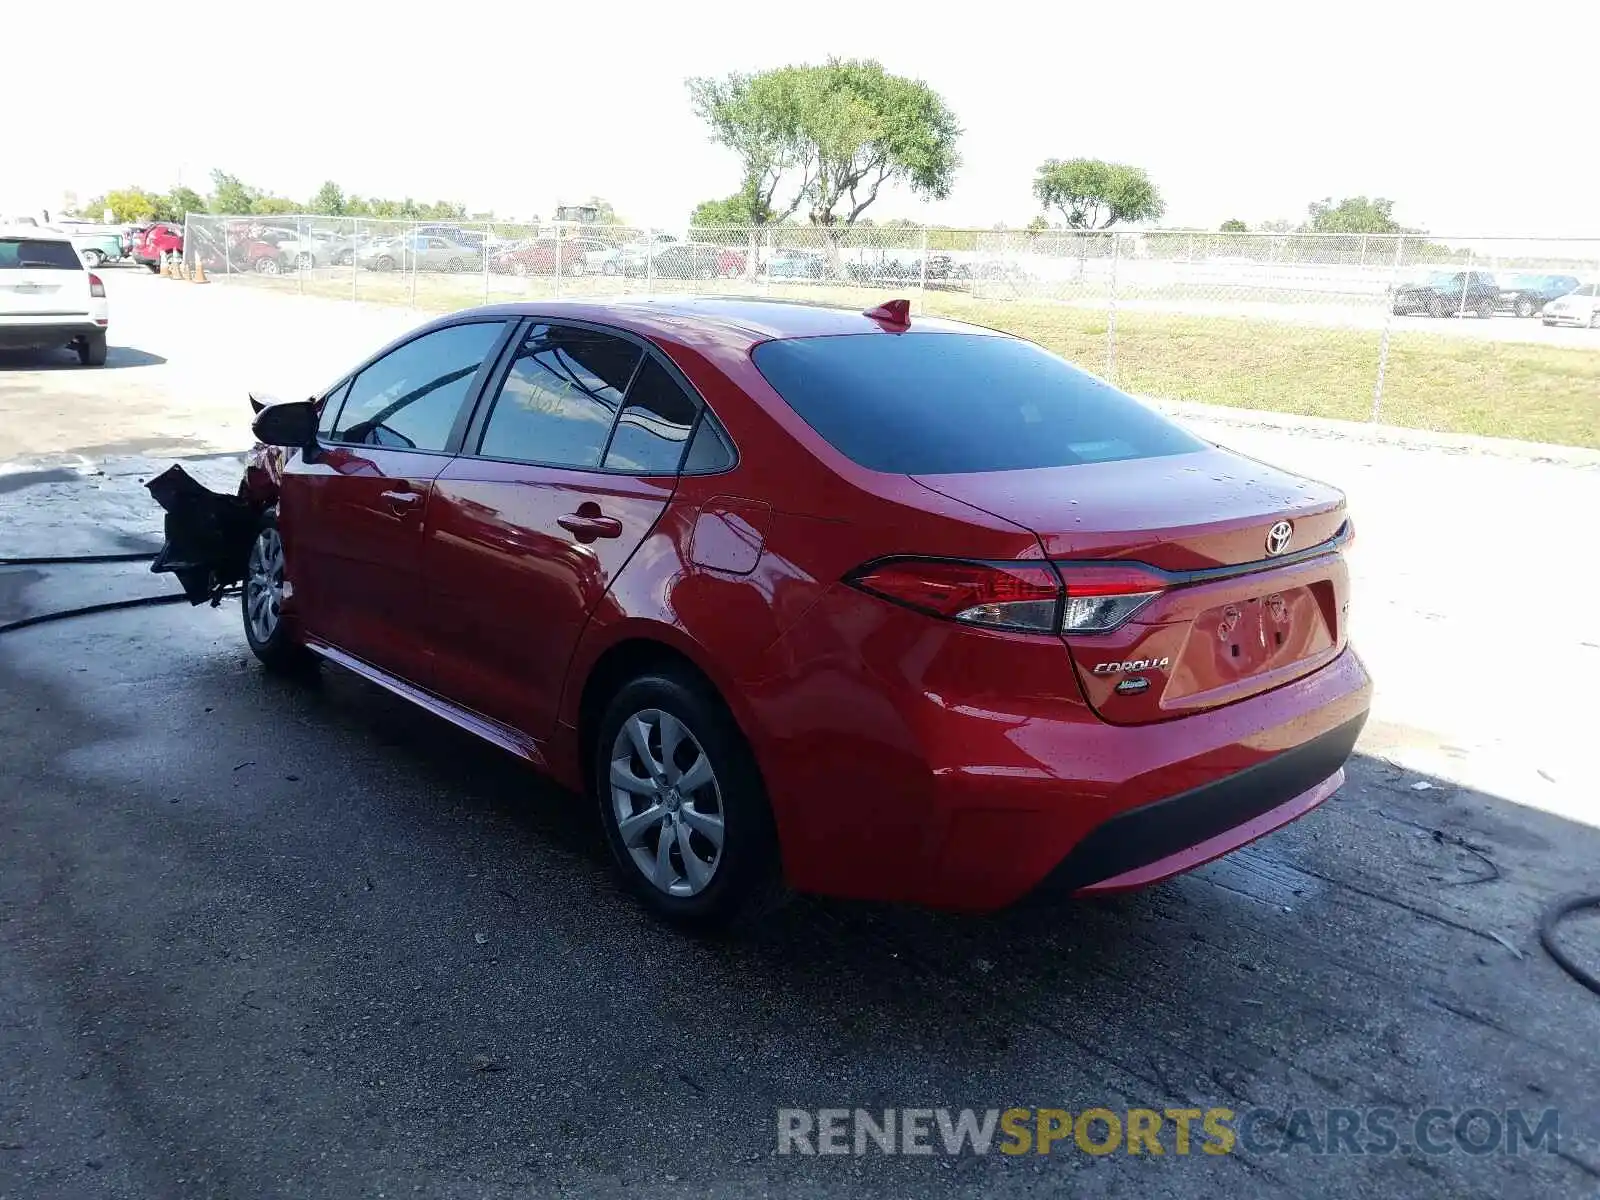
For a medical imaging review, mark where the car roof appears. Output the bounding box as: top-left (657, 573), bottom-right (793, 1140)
top-left (441, 295), bottom-right (1000, 345)
top-left (0, 224), bottom-right (71, 242)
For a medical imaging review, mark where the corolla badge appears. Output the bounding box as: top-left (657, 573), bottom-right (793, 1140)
top-left (1092, 657), bottom-right (1171, 675)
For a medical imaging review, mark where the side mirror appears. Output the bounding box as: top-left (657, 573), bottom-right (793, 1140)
top-left (252, 398), bottom-right (318, 450)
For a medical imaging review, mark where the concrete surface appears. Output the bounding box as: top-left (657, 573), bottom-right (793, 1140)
top-left (2, 268), bottom-right (1599, 1198)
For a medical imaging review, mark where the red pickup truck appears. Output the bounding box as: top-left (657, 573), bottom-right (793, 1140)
top-left (133, 223), bottom-right (183, 271)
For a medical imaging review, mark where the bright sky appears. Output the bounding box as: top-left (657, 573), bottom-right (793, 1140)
top-left (6, 1), bottom-right (1594, 237)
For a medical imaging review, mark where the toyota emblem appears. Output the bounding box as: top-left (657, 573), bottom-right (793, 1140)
top-left (1265, 520), bottom-right (1293, 556)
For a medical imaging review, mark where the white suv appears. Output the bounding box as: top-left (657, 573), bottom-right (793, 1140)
top-left (0, 225), bottom-right (110, 365)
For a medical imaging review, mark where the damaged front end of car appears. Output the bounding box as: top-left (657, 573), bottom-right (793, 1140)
top-left (145, 394), bottom-right (294, 606)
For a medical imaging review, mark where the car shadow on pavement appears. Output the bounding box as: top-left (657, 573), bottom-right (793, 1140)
top-left (0, 345), bottom-right (166, 371)
top-left (2, 616), bottom-right (1596, 1199)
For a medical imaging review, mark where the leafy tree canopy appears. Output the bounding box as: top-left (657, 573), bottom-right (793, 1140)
top-left (1304, 196), bottom-right (1404, 234)
top-left (688, 59), bottom-right (960, 230)
top-left (1032, 159), bottom-right (1164, 229)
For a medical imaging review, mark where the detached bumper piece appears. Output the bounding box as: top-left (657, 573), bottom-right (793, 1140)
top-left (146, 465), bottom-right (260, 605)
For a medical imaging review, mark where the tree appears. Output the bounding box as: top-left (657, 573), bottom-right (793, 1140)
top-left (690, 189), bottom-right (774, 228)
top-left (250, 195), bottom-right (298, 215)
top-left (208, 170), bottom-right (259, 214)
top-left (162, 186), bottom-right (206, 222)
top-left (1304, 196), bottom-right (1402, 235)
top-left (688, 59), bottom-right (961, 233)
top-left (688, 69), bottom-right (810, 229)
top-left (1219, 218), bottom-right (1248, 233)
top-left (1032, 159), bottom-right (1164, 229)
top-left (90, 188), bottom-right (160, 223)
top-left (797, 60), bottom-right (960, 230)
top-left (310, 181), bottom-right (346, 216)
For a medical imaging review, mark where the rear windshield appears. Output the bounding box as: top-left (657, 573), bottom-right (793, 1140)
top-left (0, 239), bottom-right (83, 270)
top-left (751, 332), bottom-right (1204, 474)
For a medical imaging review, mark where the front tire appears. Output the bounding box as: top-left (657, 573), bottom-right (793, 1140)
top-left (243, 514), bottom-right (316, 674)
top-left (253, 257), bottom-right (280, 276)
top-left (594, 670), bottom-right (782, 928)
top-left (76, 332), bottom-right (107, 367)
top-left (81, 249), bottom-right (104, 268)
top-left (1514, 295), bottom-right (1535, 318)
top-left (1474, 297), bottom-right (1494, 319)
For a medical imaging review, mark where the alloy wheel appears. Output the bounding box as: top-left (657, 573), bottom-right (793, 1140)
top-left (609, 709), bottom-right (725, 897)
top-left (246, 527), bottom-right (285, 644)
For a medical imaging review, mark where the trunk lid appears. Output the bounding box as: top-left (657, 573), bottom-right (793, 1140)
top-left (914, 447), bottom-right (1351, 724)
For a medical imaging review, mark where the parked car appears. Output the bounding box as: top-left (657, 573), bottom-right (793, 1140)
top-left (770, 250), bottom-right (829, 281)
top-left (148, 296), bottom-right (1369, 928)
top-left (1389, 270), bottom-right (1499, 317)
top-left (358, 235), bottom-right (483, 273)
top-left (68, 231), bottom-right (125, 269)
top-left (490, 238), bottom-right (589, 276)
top-left (1539, 283), bottom-right (1600, 328)
top-left (626, 243), bottom-right (741, 280)
top-left (1495, 273), bottom-right (1581, 318)
top-left (133, 223), bottom-right (184, 272)
top-left (0, 225), bottom-right (109, 364)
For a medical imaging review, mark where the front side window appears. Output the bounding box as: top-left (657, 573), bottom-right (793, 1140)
top-left (477, 325), bottom-right (642, 467)
top-left (332, 321), bottom-right (505, 451)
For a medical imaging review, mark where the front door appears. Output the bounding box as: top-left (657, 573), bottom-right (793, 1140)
top-left (280, 319), bottom-right (510, 687)
top-left (423, 325), bottom-right (702, 739)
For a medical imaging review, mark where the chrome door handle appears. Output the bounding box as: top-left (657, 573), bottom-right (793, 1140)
top-left (380, 489), bottom-right (422, 514)
top-left (557, 512), bottom-right (623, 542)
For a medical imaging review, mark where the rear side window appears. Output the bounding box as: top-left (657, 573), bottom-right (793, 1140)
top-left (477, 324), bottom-right (642, 468)
top-left (601, 357), bottom-right (698, 473)
top-left (333, 321), bottom-right (505, 451)
top-left (752, 333), bottom-right (1204, 474)
top-left (0, 239), bottom-right (83, 270)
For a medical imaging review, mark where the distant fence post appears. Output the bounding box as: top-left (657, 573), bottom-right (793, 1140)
top-left (1371, 235), bottom-right (1404, 423)
top-left (645, 227), bottom-right (655, 294)
top-left (408, 220), bottom-right (419, 308)
top-left (917, 226), bottom-right (929, 313)
top-left (552, 221), bottom-right (562, 301)
top-left (1105, 231), bottom-right (1120, 383)
top-left (761, 225), bottom-right (772, 295)
top-left (1457, 247), bottom-right (1475, 317)
top-left (484, 220), bottom-right (493, 304)
top-left (351, 220), bottom-right (358, 302)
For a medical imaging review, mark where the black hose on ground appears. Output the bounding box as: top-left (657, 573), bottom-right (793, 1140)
top-left (0, 551), bottom-right (182, 636)
top-left (1539, 894), bottom-right (1600, 997)
top-left (0, 552), bottom-right (158, 566)
top-left (0, 594), bottom-right (189, 637)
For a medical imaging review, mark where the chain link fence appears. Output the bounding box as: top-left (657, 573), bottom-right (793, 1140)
top-left (182, 215), bottom-right (1600, 445)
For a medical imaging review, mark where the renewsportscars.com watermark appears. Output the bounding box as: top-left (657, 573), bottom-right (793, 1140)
top-left (777, 1106), bottom-right (1562, 1158)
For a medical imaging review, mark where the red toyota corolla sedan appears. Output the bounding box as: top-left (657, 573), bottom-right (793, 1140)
top-left (151, 296), bottom-right (1370, 926)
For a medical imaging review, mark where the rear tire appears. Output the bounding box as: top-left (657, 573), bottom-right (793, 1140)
top-left (594, 669), bottom-right (784, 929)
top-left (1591, 313), bottom-right (1600, 330)
top-left (76, 332), bottom-right (107, 367)
top-left (81, 249), bottom-right (104, 268)
top-left (1474, 297), bottom-right (1494, 319)
top-left (144, 261), bottom-right (161, 273)
top-left (243, 512), bottom-right (317, 675)
top-left (1514, 296), bottom-right (1535, 318)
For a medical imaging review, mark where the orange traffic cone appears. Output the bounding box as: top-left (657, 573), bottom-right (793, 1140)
top-left (192, 257), bottom-right (209, 284)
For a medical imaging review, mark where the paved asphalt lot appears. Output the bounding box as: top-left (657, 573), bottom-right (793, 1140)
top-left (2, 270), bottom-right (1599, 1198)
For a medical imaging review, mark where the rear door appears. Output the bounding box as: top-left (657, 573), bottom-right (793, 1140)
top-left (0, 237), bottom-right (91, 322)
top-left (423, 322), bottom-right (701, 738)
top-left (281, 319), bottom-right (512, 687)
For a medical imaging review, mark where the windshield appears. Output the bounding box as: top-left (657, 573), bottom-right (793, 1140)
top-left (752, 332), bottom-right (1204, 475)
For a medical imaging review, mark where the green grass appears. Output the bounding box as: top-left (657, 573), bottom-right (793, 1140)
top-left (230, 271), bottom-right (1600, 449)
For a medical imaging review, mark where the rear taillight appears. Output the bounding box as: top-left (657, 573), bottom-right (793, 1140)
top-left (1054, 562), bottom-right (1167, 633)
top-left (848, 558), bottom-right (1171, 635)
top-left (848, 558), bottom-right (1062, 633)
top-left (88, 273), bottom-right (105, 298)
